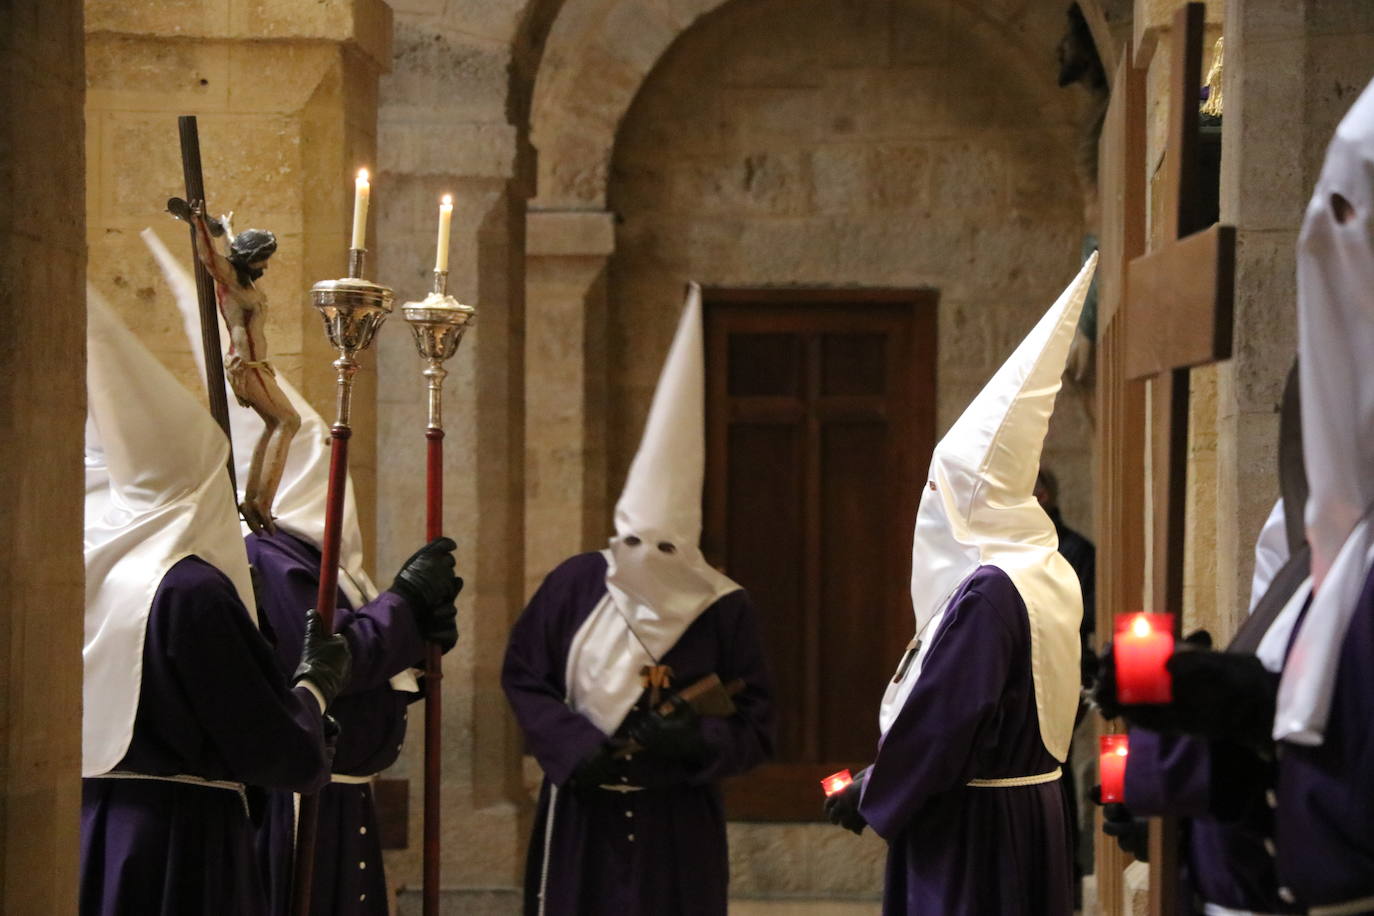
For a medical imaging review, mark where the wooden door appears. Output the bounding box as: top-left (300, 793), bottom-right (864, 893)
top-left (703, 289), bottom-right (937, 820)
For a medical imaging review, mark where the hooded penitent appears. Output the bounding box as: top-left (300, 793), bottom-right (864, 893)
top-left (564, 283), bottom-right (741, 736)
top-left (84, 290), bottom-right (258, 777)
top-left (878, 254), bottom-right (1097, 762)
top-left (1277, 78), bottom-right (1374, 745)
top-left (144, 229), bottom-right (379, 609)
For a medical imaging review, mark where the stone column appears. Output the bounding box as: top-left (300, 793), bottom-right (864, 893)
top-left (524, 210), bottom-right (616, 596)
top-left (84, 0), bottom-right (392, 558)
top-left (0, 1), bottom-right (86, 910)
top-left (376, 10), bottom-right (533, 906)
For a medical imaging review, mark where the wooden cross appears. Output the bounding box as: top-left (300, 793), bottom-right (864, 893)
top-left (1121, 5), bottom-right (1235, 915)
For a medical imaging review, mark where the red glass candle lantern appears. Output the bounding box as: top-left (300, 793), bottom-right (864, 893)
top-left (1115, 612), bottom-right (1174, 704)
top-left (1099, 734), bottom-right (1129, 803)
top-left (821, 769), bottom-right (853, 797)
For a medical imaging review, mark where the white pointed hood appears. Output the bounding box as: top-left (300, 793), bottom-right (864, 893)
top-left (565, 284), bottom-right (741, 735)
top-left (605, 282), bottom-right (741, 630)
top-left (84, 290), bottom-right (257, 776)
top-left (878, 254), bottom-right (1096, 761)
top-left (144, 229), bottom-right (379, 608)
top-left (1277, 78), bottom-right (1374, 745)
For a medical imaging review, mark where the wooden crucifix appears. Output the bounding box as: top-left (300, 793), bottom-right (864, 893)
top-left (1121, 4), bottom-right (1235, 915)
top-left (1093, 41), bottom-right (1147, 916)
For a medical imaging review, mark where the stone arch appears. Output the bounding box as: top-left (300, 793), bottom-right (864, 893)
top-left (530, 0), bottom-right (1088, 209)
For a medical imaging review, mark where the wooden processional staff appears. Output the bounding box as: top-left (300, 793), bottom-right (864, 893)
top-left (402, 194), bottom-right (475, 916)
top-left (291, 191), bottom-right (395, 916)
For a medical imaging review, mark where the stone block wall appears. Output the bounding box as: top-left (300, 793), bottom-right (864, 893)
top-left (84, 0), bottom-right (392, 557)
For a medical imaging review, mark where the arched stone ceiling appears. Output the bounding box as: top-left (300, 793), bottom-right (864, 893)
top-left (529, 0), bottom-right (1087, 209)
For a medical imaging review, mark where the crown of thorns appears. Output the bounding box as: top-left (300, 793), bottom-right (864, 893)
top-left (229, 229), bottom-right (277, 264)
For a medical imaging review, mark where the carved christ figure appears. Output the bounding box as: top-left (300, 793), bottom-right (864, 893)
top-left (183, 200), bottom-right (301, 533)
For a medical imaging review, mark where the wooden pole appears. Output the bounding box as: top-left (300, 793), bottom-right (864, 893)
top-left (176, 116), bottom-right (237, 493)
top-left (289, 426), bottom-right (352, 916)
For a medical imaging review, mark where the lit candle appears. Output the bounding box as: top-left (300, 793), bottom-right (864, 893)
top-left (1115, 612), bottom-right (1175, 704)
top-left (434, 194), bottom-right (453, 273)
top-left (1099, 734), bottom-right (1129, 803)
top-left (821, 769), bottom-right (853, 797)
top-left (351, 168), bottom-right (371, 250)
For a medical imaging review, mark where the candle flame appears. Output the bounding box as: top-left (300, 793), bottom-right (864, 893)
top-left (441, 194), bottom-right (453, 207)
top-left (356, 168), bottom-right (370, 186)
top-left (1130, 616), bottom-right (1152, 638)
top-left (1116, 745), bottom-right (1128, 756)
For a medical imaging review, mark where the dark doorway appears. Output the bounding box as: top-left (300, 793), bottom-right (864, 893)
top-left (703, 289), bottom-right (938, 820)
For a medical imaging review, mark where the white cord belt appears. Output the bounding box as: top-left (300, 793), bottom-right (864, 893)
top-left (966, 769), bottom-right (1062, 788)
top-left (93, 770), bottom-right (250, 816)
top-left (1204, 903), bottom-right (1287, 916)
top-left (330, 772), bottom-right (377, 785)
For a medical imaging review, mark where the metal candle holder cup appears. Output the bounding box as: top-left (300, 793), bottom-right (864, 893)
top-left (311, 248), bottom-right (394, 426)
top-left (401, 270), bottom-right (476, 429)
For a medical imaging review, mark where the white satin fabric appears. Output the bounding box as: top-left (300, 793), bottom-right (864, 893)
top-left (84, 291), bottom-right (258, 777)
top-left (1278, 78), bottom-right (1374, 745)
top-left (567, 284), bottom-right (739, 735)
top-left (879, 254), bottom-right (1096, 763)
top-left (1249, 498), bottom-right (1289, 613)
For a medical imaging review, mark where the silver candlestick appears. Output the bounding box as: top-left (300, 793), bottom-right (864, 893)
top-left (311, 248), bottom-right (394, 427)
top-left (402, 270), bottom-right (476, 430)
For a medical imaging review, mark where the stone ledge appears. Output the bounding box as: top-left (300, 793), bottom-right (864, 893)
top-left (527, 210), bottom-right (617, 258)
top-left (86, 0), bottom-right (393, 71)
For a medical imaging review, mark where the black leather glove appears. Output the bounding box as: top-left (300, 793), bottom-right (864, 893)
top-left (293, 610), bottom-right (352, 709)
top-left (1091, 785), bottom-right (1150, 861)
top-left (824, 768), bottom-right (869, 835)
top-left (389, 537), bottom-right (462, 652)
top-left (567, 745), bottom-right (620, 790)
top-left (625, 697), bottom-right (709, 763)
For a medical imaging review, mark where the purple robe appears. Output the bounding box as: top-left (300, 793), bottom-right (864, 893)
top-left (246, 530), bottom-right (426, 916)
top-left (502, 552), bottom-right (775, 916)
top-left (1275, 562), bottom-right (1374, 910)
top-left (80, 555), bottom-right (332, 916)
top-left (1124, 730), bottom-right (1294, 913)
top-left (859, 566), bottom-right (1073, 916)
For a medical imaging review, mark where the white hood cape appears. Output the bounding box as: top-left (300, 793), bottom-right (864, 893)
top-left (878, 254), bottom-right (1097, 762)
top-left (1277, 78), bottom-right (1374, 745)
top-left (84, 291), bottom-right (258, 777)
top-left (565, 284), bottom-right (742, 736)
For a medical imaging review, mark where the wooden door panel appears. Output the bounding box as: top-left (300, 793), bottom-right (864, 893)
top-left (704, 289), bottom-right (938, 821)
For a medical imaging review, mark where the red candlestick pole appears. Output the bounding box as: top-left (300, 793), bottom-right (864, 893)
top-left (423, 428), bottom-right (444, 916)
top-left (291, 246), bottom-right (392, 916)
top-left (1115, 613), bottom-right (1175, 704)
top-left (403, 266), bottom-right (474, 916)
top-left (1099, 734), bottom-right (1129, 803)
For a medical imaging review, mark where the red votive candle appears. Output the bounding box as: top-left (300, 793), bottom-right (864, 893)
top-left (821, 769), bottom-right (853, 797)
top-left (1115, 612), bottom-right (1174, 704)
top-left (1099, 734), bottom-right (1129, 803)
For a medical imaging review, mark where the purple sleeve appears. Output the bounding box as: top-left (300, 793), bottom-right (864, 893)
top-left (337, 591), bottom-right (426, 693)
top-left (858, 584), bottom-right (1017, 840)
top-left (501, 570), bottom-right (609, 787)
top-left (162, 566), bottom-right (333, 793)
top-left (689, 589), bottom-right (775, 784)
top-left (1122, 728), bottom-right (1213, 818)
